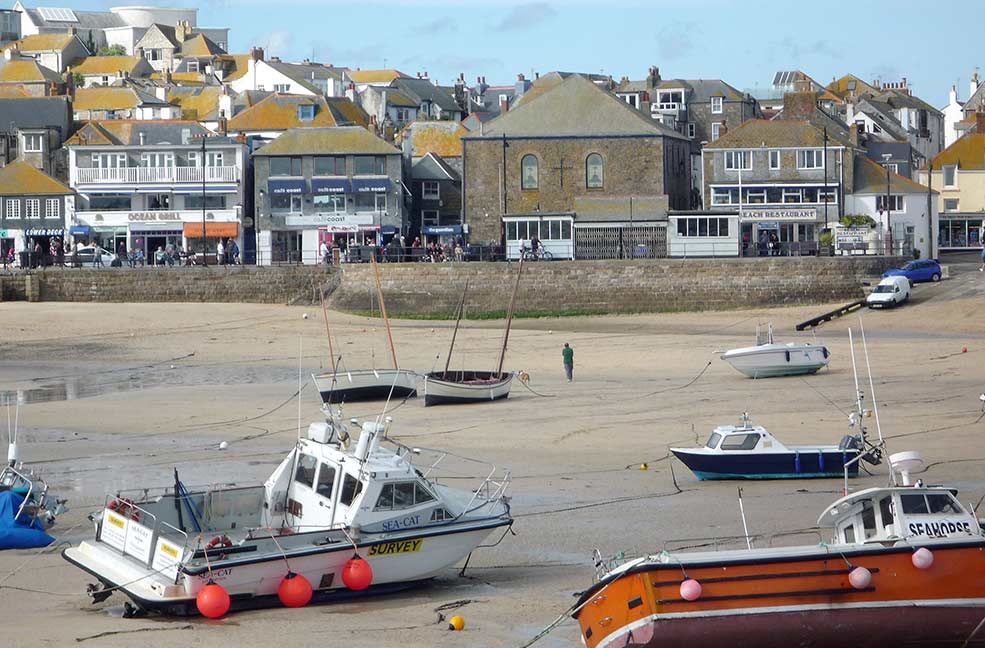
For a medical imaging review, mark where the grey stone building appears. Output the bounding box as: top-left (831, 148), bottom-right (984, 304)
top-left (0, 95), bottom-right (72, 179)
top-left (407, 152), bottom-right (462, 244)
top-left (252, 126), bottom-right (404, 263)
top-left (0, 160), bottom-right (74, 264)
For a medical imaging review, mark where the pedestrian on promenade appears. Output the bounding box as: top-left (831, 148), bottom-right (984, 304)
top-left (93, 245), bottom-right (103, 267)
top-left (980, 241), bottom-right (985, 271)
top-left (216, 238), bottom-right (225, 265)
top-left (562, 343), bottom-right (574, 383)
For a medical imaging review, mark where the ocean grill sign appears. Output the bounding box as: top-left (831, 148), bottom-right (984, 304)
top-left (740, 208), bottom-right (817, 222)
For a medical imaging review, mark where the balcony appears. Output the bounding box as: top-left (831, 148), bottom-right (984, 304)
top-left (74, 166), bottom-right (240, 186)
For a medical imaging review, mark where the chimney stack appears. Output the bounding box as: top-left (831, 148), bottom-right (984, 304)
top-left (250, 46), bottom-right (264, 62)
top-left (648, 66), bottom-right (661, 89)
top-left (976, 112), bottom-right (985, 135)
top-left (783, 91), bottom-right (817, 120)
top-left (500, 96), bottom-right (509, 114)
top-left (971, 71), bottom-right (980, 100)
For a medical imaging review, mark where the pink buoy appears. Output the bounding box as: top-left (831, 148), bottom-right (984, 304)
top-left (912, 547), bottom-right (934, 570)
top-left (679, 578), bottom-right (702, 601)
top-left (848, 566), bottom-right (872, 590)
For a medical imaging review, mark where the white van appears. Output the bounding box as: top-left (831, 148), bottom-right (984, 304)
top-left (866, 275), bottom-right (910, 308)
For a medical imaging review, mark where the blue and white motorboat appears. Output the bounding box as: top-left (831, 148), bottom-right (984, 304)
top-left (670, 413), bottom-right (864, 480)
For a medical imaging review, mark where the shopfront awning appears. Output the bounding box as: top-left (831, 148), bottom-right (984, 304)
top-left (350, 178), bottom-right (391, 193)
top-left (183, 222), bottom-right (239, 238)
top-left (171, 185), bottom-right (238, 194)
top-left (268, 178), bottom-right (307, 195)
top-left (69, 225), bottom-right (91, 236)
top-left (311, 178), bottom-right (351, 194)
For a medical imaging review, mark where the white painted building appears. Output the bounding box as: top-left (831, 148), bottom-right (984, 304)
top-left (943, 85), bottom-right (965, 149)
top-left (667, 211), bottom-right (739, 257)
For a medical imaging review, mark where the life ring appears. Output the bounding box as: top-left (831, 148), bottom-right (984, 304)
top-left (206, 534), bottom-right (233, 550)
top-left (108, 498), bottom-right (140, 523)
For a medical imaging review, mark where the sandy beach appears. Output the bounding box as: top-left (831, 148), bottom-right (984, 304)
top-left (1, 262), bottom-right (983, 647)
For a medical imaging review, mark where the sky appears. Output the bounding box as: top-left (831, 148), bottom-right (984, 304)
top-left (74, 0), bottom-right (981, 107)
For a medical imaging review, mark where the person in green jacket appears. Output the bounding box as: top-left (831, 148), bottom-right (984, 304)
top-left (562, 343), bottom-right (574, 382)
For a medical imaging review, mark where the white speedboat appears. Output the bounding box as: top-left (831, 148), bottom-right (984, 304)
top-left (63, 409), bottom-right (512, 616)
top-left (312, 368), bottom-right (417, 404)
top-left (721, 323), bottom-right (829, 378)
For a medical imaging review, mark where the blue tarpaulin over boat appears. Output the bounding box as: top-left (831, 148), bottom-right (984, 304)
top-left (0, 490), bottom-right (54, 549)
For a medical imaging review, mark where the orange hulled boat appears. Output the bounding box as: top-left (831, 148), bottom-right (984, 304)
top-left (574, 475), bottom-right (985, 648)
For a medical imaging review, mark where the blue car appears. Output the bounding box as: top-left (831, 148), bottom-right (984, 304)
top-left (883, 259), bottom-right (942, 284)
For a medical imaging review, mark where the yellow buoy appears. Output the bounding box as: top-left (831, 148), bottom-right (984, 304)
top-left (640, 463), bottom-right (648, 471)
top-left (448, 615), bottom-right (465, 631)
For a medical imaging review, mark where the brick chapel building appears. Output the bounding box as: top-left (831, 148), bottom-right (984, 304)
top-left (462, 74), bottom-right (691, 259)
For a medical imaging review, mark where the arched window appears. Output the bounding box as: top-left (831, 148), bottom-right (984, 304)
top-left (521, 154), bottom-right (539, 190)
top-left (586, 153), bottom-right (603, 188)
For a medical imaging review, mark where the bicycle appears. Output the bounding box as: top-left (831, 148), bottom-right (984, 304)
top-left (521, 247), bottom-right (553, 261)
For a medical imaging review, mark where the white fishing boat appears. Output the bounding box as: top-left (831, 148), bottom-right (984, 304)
top-left (312, 256), bottom-right (418, 404)
top-left (62, 408), bottom-right (512, 616)
top-left (721, 323), bottom-right (829, 378)
top-left (423, 371), bottom-right (514, 407)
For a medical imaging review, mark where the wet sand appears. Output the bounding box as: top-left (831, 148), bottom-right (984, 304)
top-left (1, 264), bottom-right (983, 647)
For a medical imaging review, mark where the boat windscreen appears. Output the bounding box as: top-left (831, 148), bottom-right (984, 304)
top-left (705, 432), bottom-right (722, 449)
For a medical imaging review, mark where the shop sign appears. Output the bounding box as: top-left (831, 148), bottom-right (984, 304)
top-left (25, 228), bottom-right (64, 236)
top-left (835, 227), bottom-right (869, 249)
top-left (740, 208), bottom-right (817, 222)
top-left (285, 213), bottom-right (374, 228)
top-left (128, 212), bottom-right (179, 222)
top-left (0, 229), bottom-right (7, 238)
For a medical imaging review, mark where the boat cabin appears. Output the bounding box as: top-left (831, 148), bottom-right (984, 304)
top-left (818, 486), bottom-right (981, 545)
top-left (702, 417), bottom-right (790, 454)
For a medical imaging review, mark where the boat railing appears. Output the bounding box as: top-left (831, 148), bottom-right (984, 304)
top-left (461, 466), bottom-right (512, 516)
top-left (97, 495), bottom-right (189, 582)
top-left (0, 465), bottom-right (47, 523)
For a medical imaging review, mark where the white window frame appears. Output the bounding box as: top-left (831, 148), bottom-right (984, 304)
top-left (943, 198), bottom-right (959, 212)
top-left (724, 151), bottom-right (751, 171)
top-left (187, 60), bottom-right (199, 73)
top-left (711, 122), bottom-right (721, 141)
top-left (44, 198), bottom-right (59, 219)
top-left (818, 188), bottom-right (838, 205)
top-left (422, 181), bottom-right (440, 200)
top-left (797, 149), bottom-right (824, 169)
top-left (22, 132), bottom-right (43, 153)
top-left (141, 152), bottom-right (175, 168)
top-left (711, 96), bottom-right (723, 114)
top-left (885, 163), bottom-right (898, 174)
top-left (421, 209), bottom-right (439, 226)
top-left (687, 123), bottom-right (695, 138)
top-left (782, 188), bottom-right (802, 203)
top-left (711, 188), bottom-right (735, 206)
top-left (274, 83), bottom-right (291, 93)
top-left (769, 150), bottom-right (781, 170)
top-left (877, 195), bottom-right (904, 212)
top-left (5, 199), bottom-right (19, 219)
top-left (92, 153), bottom-right (127, 169)
top-left (657, 90), bottom-right (684, 110)
top-left (943, 165), bottom-right (957, 189)
top-left (25, 198), bottom-right (39, 219)
top-left (745, 188), bottom-right (766, 204)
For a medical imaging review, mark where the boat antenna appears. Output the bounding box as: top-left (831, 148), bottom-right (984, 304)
top-left (297, 335), bottom-right (303, 443)
top-left (444, 279), bottom-right (469, 374)
top-left (848, 328), bottom-right (864, 437)
top-left (859, 320), bottom-right (884, 447)
top-left (371, 253), bottom-right (398, 370)
top-left (737, 487), bottom-right (753, 550)
top-left (497, 258), bottom-right (524, 375)
top-left (319, 287), bottom-right (337, 374)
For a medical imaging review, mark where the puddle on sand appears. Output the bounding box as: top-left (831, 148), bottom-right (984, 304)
top-left (0, 364), bottom-right (300, 405)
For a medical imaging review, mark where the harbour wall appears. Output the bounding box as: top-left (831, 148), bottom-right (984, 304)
top-left (0, 257), bottom-right (902, 316)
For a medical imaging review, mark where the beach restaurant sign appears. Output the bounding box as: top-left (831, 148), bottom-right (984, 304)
top-left (740, 208), bottom-right (817, 222)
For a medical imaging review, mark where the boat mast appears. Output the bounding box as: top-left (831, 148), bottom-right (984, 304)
top-left (497, 259), bottom-right (524, 375)
top-left (859, 320), bottom-right (884, 446)
top-left (848, 328), bottom-right (865, 440)
top-left (371, 254), bottom-right (399, 370)
top-left (319, 287), bottom-right (337, 373)
top-left (444, 280), bottom-right (469, 374)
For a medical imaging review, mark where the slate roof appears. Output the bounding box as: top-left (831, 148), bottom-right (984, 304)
top-left (253, 126), bottom-right (397, 156)
top-left (396, 121), bottom-right (467, 158)
top-left (0, 58), bottom-right (62, 83)
top-left (615, 79), bottom-right (649, 93)
top-left (392, 77), bottom-right (461, 113)
top-left (2, 33), bottom-right (80, 53)
top-left (853, 97), bottom-right (909, 141)
top-left (706, 119), bottom-right (847, 149)
top-left (853, 154), bottom-right (935, 194)
top-left (70, 55), bottom-right (146, 76)
top-left (875, 90), bottom-right (940, 115)
top-left (467, 74), bottom-right (687, 140)
top-left (0, 160), bottom-right (72, 195)
top-left (226, 93), bottom-right (369, 132)
top-left (930, 133), bottom-right (985, 170)
top-left (266, 60), bottom-right (345, 95)
top-left (826, 74), bottom-right (878, 99)
top-left (411, 152), bottom-right (460, 181)
top-left (656, 79), bottom-right (747, 102)
top-left (64, 120), bottom-right (212, 146)
top-left (347, 69), bottom-right (409, 84)
top-left (512, 71), bottom-right (570, 108)
top-left (380, 88), bottom-right (418, 108)
top-left (219, 54), bottom-right (250, 82)
top-left (0, 96), bottom-right (71, 132)
top-left (22, 7), bottom-right (125, 30)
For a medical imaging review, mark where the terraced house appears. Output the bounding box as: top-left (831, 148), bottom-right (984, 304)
top-left (65, 120), bottom-right (248, 263)
top-left (0, 160), bottom-right (74, 262)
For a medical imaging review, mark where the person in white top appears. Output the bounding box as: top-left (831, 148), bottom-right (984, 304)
top-left (216, 239), bottom-right (225, 265)
top-left (319, 240), bottom-right (330, 264)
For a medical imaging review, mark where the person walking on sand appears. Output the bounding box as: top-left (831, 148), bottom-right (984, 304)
top-left (562, 343), bottom-right (574, 383)
top-left (980, 241), bottom-right (985, 271)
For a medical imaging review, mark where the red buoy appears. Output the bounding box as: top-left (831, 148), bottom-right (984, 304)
top-left (196, 581), bottom-right (231, 619)
top-left (341, 554), bottom-right (373, 591)
top-left (278, 571), bottom-right (313, 608)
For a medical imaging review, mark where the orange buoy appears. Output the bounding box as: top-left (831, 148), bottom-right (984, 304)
top-left (196, 581), bottom-right (231, 618)
top-left (341, 554), bottom-right (373, 591)
top-left (277, 571), bottom-right (313, 608)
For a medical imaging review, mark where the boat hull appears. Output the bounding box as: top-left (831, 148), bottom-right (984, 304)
top-left (63, 518), bottom-right (509, 615)
top-left (721, 345), bottom-right (829, 378)
top-left (575, 540), bottom-right (985, 648)
top-left (671, 448), bottom-right (861, 480)
top-left (423, 371), bottom-right (513, 407)
top-left (312, 369), bottom-right (417, 404)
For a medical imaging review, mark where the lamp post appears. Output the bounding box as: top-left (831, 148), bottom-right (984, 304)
top-left (257, 189), bottom-right (265, 266)
top-left (822, 127), bottom-right (829, 231)
top-left (882, 152), bottom-right (892, 255)
top-left (200, 134), bottom-right (207, 266)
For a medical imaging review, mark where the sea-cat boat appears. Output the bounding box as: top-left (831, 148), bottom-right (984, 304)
top-left (721, 322), bottom-right (829, 378)
top-left (574, 454), bottom-right (985, 648)
top-left (62, 406), bottom-right (511, 615)
top-left (312, 256), bottom-right (417, 404)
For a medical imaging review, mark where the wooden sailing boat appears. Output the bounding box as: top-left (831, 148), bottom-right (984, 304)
top-left (422, 262), bottom-right (522, 407)
top-left (312, 256), bottom-right (417, 404)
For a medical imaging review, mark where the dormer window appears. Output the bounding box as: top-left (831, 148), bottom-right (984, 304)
top-left (298, 104), bottom-right (315, 121)
top-left (22, 133), bottom-right (43, 153)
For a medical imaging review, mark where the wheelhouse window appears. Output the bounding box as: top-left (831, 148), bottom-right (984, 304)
top-left (339, 473), bottom-right (362, 506)
top-left (900, 494), bottom-right (930, 515)
top-left (926, 493), bottom-right (962, 514)
top-left (270, 156), bottom-right (302, 176)
top-left (719, 433), bottom-right (759, 450)
top-left (586, 153), bottom-right (603, 188)
top-left (353, 156), bottom-right (386, 175)
top-left (797, 149), bottom-right (824, 169)
top-left (316, 463), bottom-right (336, 498)
top-left (430, 507), bottom-right (452, 522)
top-left (374, 481), bottom-right (436, 511)
top-left (521, 154), bottom-right (539, 190)
top-left (705, 432), bottom-right (722, 449)
top-left (724, 151), bottom-right (751, 171)
top-left (294, 453), bottom-right (317, 488)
